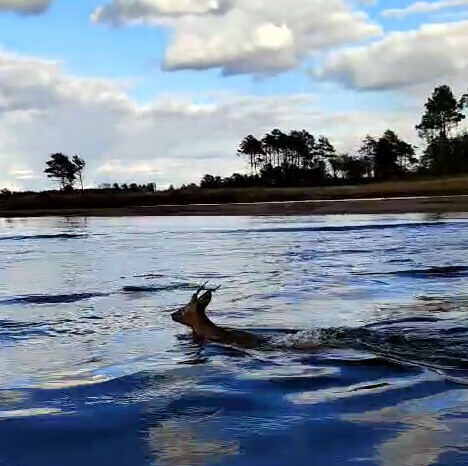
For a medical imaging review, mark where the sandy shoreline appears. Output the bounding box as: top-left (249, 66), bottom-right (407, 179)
top-left (2, 194), bottom-right (468, 217)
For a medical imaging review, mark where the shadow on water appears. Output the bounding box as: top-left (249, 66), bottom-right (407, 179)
top-left (0, 283), bottom-right (200, 307)
top-left (0, 233), bottom-right (87, 241)
top-left (359, 265), bottom-right (468, 278)
top-left (122, 284), bottom-right (194, 294)
top-left (0, 292), bottom-right (107, 305)
top-left (212, 220), bottom-right (468, 235)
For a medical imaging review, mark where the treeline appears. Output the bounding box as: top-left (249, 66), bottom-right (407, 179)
top-left (201, 85), bottom-right (468, 189)
top-left (98, 182), bottom-right (157, 193)
top-left (202, 129), bottom-right (416, 188)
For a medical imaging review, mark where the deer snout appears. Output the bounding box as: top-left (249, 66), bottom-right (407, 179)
top-left (171, 308), bottom-right (184, 323)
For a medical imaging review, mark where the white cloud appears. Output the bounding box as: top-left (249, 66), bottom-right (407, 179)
top-left (92, 0), bottom-right (227, 24)
top-left (0, 47), bottom-right (426, 191)
top-left (97, 160), bottom-right (163, 176)
top-left (382, 0), bottom-right (468, 18)
top-left (0, 0), bottom-right (52, 14)
top-left (8, 168), bottom-right (39, 180)
top-left (93, 0), bottom-right (381, 75)
top-left (319, 20), bottom-right (468, 90)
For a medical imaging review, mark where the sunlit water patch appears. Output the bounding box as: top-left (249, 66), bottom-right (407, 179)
top-left (1, 214), bottom-right (468, 465)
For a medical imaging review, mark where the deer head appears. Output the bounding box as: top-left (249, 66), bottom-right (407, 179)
top-left (171, 282), bottom-right (220, 330)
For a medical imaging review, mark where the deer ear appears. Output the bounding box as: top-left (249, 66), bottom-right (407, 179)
top-left (197, 291), bottom-right (212, 310)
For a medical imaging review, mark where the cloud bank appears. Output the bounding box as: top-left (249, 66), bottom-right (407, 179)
top-left (319, 20), bottom-right (468, 90)
top-left (93, 0), bottom-right (381, 75)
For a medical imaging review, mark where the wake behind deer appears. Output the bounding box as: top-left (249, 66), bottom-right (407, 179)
top-left (172, 283), bottom-right (324, 350)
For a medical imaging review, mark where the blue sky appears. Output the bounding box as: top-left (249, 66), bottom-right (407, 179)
top-left (0, 0), bottom-right (467, 189)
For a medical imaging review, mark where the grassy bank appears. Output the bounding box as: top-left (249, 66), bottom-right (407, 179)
top-left (1, 176), bottom-right (468, 217)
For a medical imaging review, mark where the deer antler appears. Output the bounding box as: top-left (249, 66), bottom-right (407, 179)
top-left (196, 281), bottom-right (210, 297)
top-left (195, 282), bottom-right (221, 300)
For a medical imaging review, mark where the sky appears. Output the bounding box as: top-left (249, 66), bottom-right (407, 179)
top-left (0, 0), bottom-right (467, 190)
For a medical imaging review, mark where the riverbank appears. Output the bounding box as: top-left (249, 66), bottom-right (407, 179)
top-left (1, 176), bottom-right (468, 217)
top-left (1, 195), bottom-right (468, 217)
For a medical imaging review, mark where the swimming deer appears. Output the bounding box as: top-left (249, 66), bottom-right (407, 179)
top-left (171, 283), bottom-right (265, 348)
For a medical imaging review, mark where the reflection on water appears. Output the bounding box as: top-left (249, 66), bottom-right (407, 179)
top-left (345, 390), bottom-right (468, 466)
top-left (287, 370), bottom-right (440, 405)
top-left (1, 213), bottom-right (468, 465)
top-left (148, 419), bottom-right (239, 466)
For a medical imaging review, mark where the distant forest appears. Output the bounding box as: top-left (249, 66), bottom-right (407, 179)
top-left (1, 84), bottom-right (467, 196)
top-left (200, 84), bottom-right (468, 189)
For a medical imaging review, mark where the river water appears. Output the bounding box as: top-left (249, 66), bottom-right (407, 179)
top-left (1, 214), bottom-right (468, 466)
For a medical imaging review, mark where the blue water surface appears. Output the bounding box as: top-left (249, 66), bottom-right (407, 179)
top-left (1, 213), bottom-right (468, 465)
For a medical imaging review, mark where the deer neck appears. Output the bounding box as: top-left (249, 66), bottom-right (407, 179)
top-left (192, 312), bottom-right (221, 337)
